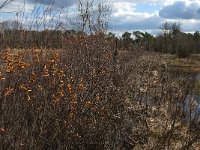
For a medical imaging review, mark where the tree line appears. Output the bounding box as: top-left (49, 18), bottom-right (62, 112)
top-left (120, 22), bottom-right (200, 58)
top-left (1, 21), bottom-right (199, 58)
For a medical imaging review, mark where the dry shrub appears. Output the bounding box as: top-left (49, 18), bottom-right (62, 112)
top-left (124, 52), bottom-right (200, 150)
top-left (0, 34), bottom-right (200, 150)
top-left (0, 35), bottom-right (129, 150)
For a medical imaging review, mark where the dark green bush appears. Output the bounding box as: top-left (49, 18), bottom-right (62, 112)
top-left (178, 49), bottom-right (190, 58)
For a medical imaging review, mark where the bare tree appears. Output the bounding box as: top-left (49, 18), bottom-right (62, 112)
top-left (71, 0), bottom-right (111, 33)
top-left (160, 22), bottom-right (170, 53)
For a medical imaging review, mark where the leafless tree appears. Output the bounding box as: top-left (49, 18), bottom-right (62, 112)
top-left (70, 0), bottom-right (111, 33)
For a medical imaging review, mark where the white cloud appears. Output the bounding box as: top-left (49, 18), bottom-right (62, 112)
top-left (113, 2), bottom-right (136, 17)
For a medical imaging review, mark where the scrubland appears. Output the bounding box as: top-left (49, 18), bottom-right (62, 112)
top-left (0, 34), bottom-right (199, 150)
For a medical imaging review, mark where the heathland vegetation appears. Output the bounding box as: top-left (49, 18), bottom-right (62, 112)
top-left (0, 0), bottom-right (200, 149)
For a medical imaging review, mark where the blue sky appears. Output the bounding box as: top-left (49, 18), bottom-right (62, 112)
top-left (1, 0), bottom-right (200, 35)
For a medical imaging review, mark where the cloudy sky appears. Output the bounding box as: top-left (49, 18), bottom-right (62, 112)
top-left (1, 0), bottom-right (200, 35)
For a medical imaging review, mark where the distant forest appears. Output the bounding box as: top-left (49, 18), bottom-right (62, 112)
top-left (0, 22), bottom-right (200, 58)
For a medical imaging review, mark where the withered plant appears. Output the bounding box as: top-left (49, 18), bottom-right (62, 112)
top-left (0, 34), bottom-right (200, 150)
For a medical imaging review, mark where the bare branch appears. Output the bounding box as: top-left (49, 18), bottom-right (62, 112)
top-left (0, 0), bottom-right (14, 10)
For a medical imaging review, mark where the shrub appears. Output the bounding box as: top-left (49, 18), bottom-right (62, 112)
top-left (178, 49), bottom-right (190, 58)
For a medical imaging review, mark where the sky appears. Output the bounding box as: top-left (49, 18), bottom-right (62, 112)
top-left (0, 0), bottom-right (200, 35)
